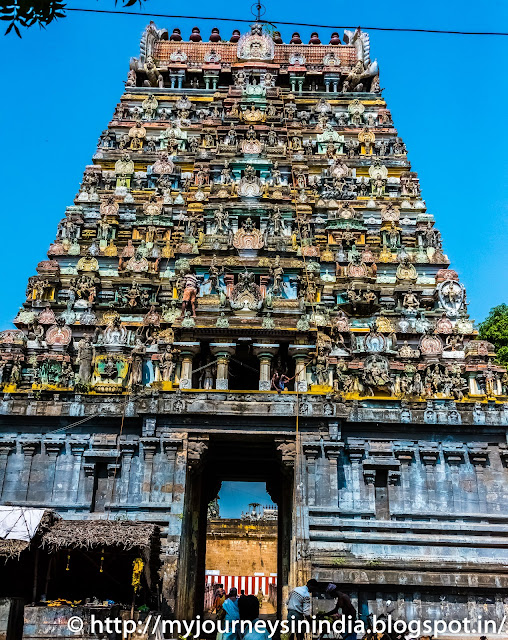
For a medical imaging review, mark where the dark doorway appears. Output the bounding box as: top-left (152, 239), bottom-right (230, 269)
top-left (177, 435), bottom-right (293, 619)
top-left (229, 343), bottom-right (260, 390)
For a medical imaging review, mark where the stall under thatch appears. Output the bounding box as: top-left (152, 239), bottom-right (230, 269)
top-left (41, 519), bottom-right (158, 551)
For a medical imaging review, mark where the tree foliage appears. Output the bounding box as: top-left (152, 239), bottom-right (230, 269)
top-left (478, 304), bottom-right (508, 367)
top-left (1, 0), bottom-right (144, 37)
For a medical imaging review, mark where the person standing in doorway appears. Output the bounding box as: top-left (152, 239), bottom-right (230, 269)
top-left (286, 578), bottom-right (318, 640)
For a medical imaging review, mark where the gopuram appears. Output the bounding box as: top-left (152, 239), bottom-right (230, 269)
top-left (1, 19), bottom-right (508, 630)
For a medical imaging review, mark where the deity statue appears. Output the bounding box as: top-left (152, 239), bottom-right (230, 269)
top-left (220, 160), bottom-right (232, 184)
top-left (129, 121), bottom-right (146, 151)
top-left (267, 125), bottom-right (279, 148)
top-left (268, 206), bottom-right (286, 237)
top-left (130, 338), bottom-right (145, 387)
top-left (144, 55), bottom-right (163, 87)
top-left (208, 255), bottom-right (223, 292)
top-left (160, 345), bottom-right (179, 382)
top-left (270, 161), bottom-right (282, 186)
top-left (402, 287), bottom-right (419, 311)
top-left (270, 255), bottom-right (284, 295)
top-left (213, 204), bottom-right (230, 234)
top-left (142, 94), bottom-right (158, 120)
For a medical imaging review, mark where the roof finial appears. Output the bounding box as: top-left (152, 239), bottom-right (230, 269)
top-left (251, 2), bottom-right (266, 22)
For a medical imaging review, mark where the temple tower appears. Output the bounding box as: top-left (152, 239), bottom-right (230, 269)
top-left (1, 20), bottom-right (507, 629)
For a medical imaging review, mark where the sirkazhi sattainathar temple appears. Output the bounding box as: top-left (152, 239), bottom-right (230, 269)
top-left (0, 19), bottom-right (507, 639)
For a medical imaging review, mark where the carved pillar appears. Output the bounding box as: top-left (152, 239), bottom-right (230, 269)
top-left (174, 342), bottom-right (200, 390)
top-left (289, 345), bottom-right (313, 392)
top-left (253, 343), bottom-right (278, 391)
top-left (419, 444), bottom-right (439, 510)
top-left (83, 462), bottom-right (96, 507)
top-left (210, 342), bottom-right (235, 390)
top-left (394, 445), bottom-right (415, 514)
top-left (0, 439), bottom-right (15, 499)
top-left (140, 437), bottom-right (159, 503)
top-left (468, 372), bottom-right (479, 395)
top-left (347, 440), bottom-right (366, 511)
top-left (324, 443), bottom-right (343, 507)
top-left (19, 439), bottom-right (40, 501)
top-left (469, 444), bottom-right (489, 514)
top-left (69, 438), bottom-right (89, 504)
top-left (44, 438), bottom-right (65, 501)
top-left (302, 444), bottom-right (320, 506)
top-left (444, 445), bottom-right (465, 514)
top-left (162, 438), bottom-right (179, 505)
top-left (106, 462), bottom-right (121, 506)
top-left (118, 437), bottom-right (138, 504)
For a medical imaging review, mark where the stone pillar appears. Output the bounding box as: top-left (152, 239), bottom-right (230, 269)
top-left (289, 344), bottom-right (313, 392)
top-left (162, 438), bottom-right (179, 505)
top-left (174, 342), bottom-right (200, 390)
top-left (324, 443), bottom-right (343, 507)
top-left (19, 439), bottom-right (40, 501)
top-left (347, 440), bottom-right (366, 511)
top-left (118, 437), bottom-right (138, 504)
top-left (83, 462), bottom-right (96, 507)
top-left (468, 372), bottom-right (479, 395)
top-left (444, 445), bottom-right (465, 513)
top-left (0, 438), bottom-right (15, 499)
top-left (419, 445), bottom-right (439, 510)
top-left (210, 343), bottom-right (235, 390)
top-left (303, 444), bottom-right (320, 506)
top-left (44, 438), bottom-right (65, 501)
top-left (253, 343), bottom-right (278, 391)
top-left (394, 445), bottom-right (415, 514)
top-left (469, 445), bottom-right (489, 514)
top-left (140, 437), bottom-right (158, 504)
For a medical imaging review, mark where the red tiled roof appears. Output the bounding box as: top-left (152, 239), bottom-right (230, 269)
top-left (153, 41), bottom-right (358, 67)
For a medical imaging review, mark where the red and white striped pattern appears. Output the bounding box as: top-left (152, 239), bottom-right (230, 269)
top-left (206, 574), bottom-right (277, 596)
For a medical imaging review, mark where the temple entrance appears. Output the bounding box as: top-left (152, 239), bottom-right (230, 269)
top-left (204, 484), bottom-right (278, 618)
top-left (177, 435), bottom-right (293, 619)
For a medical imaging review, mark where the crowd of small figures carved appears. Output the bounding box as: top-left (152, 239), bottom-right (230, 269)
top-left (0, 23), bottom-right (504, 400)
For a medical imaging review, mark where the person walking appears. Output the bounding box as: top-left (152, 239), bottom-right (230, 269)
top-left (239, 595), bottom-right (270, 640)
top-left (222, 587), bottom-right (241, 640)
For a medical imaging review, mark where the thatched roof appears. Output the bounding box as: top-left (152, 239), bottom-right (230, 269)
top-left (41, 520), bottom-right (158, 551)
top-left (0, 539), bottom-right (29, 559)
top-left (0, 509), bottom-right (59, 560)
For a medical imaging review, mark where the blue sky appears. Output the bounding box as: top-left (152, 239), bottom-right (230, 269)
top-left (218, 482), bottom-right (273, 518)
top-left (0, 0), bottom-right (507, 330)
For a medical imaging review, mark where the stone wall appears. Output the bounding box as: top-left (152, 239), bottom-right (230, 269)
top-left (2, 402), bottom-right (508, 628)
top-left (205, 518), bottom-right (277, 576)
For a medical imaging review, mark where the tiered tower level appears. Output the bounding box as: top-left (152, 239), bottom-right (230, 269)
top-left (2, 21), bottom-right (508, 623)
top-left (3, 21), bottom-right (505, 401)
